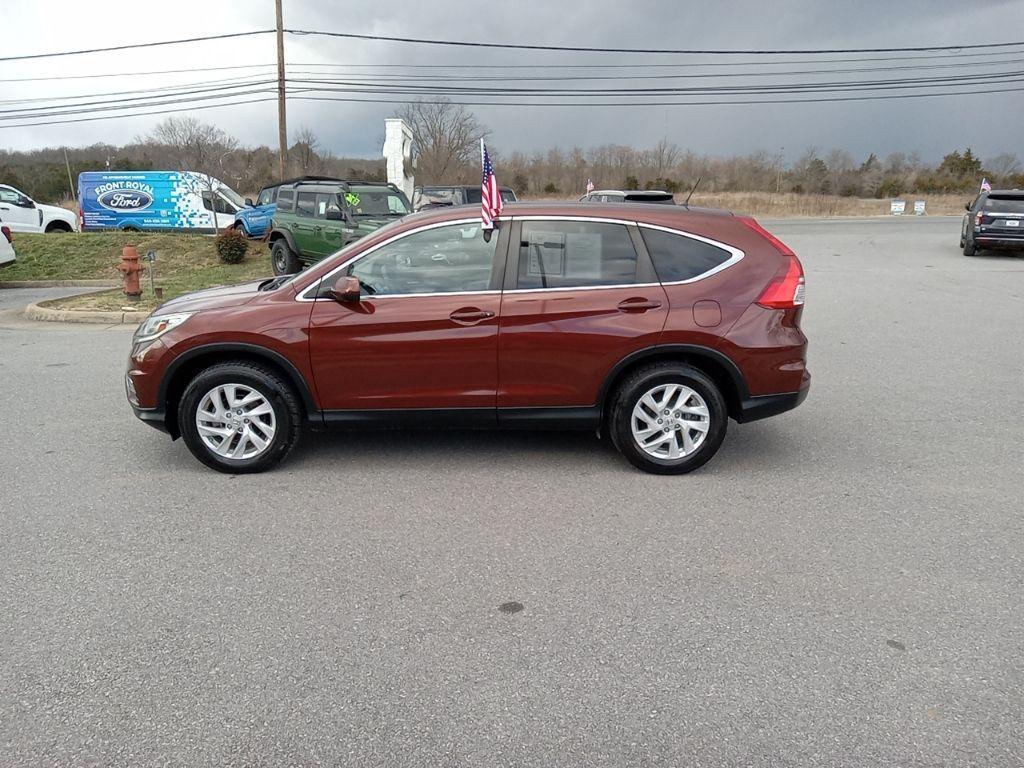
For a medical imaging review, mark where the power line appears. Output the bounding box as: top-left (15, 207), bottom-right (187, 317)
top-left (285, 28), bottom-right (1024, 56)
top-left (0, 63), bottom-right (276, 83)
top-left (0, 97), bottom-right (277, 129)
top-left (290, 83), bottom-right (1024, 107)
top-left (0, 30), bottom-right (273, 62)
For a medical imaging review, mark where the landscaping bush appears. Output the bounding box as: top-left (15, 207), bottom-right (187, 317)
top-left (215, 229), bottom-right (248, 264)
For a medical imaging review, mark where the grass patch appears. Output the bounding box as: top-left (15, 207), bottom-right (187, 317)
top-left (5, 232), bottom-right (272, 312)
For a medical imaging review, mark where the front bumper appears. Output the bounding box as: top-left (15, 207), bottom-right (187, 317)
top-left (736, 373), bottom-right (810, 423)
top-left (132, 405), bottom-right (170, 434)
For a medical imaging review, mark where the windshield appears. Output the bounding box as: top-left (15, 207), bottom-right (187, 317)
top-left (217, 185), bottom-right (247, 209)
top-left (348, 187), bottom-right (410, 216)
top-left (983, 196), bottom-right (1024, 213)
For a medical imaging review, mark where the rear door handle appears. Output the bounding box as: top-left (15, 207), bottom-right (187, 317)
top-left (449, 307), bottom-right (495, 324)
top-left (617, 298), bottom-right (662, 312)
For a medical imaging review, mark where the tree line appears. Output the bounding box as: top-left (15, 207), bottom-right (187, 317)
top-left (1, 105), bottom-right (1021, 205)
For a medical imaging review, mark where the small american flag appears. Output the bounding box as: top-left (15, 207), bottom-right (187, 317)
top-left (980, 177), bottom-right (992, 192)
top-left (481, 141), bottom-right (502, 229)
top-left (586, 178), bottom-right (595, 194)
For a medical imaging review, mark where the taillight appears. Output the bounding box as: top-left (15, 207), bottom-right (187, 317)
top-left (79, 208), bottom-right (85, 231)
top-left (1, 226), bottom-right (11, 244)
top-left (757, 255), bottom-right (805, 309)
top-left (738, 217), bottom-right (805, 309)
top-left (976, 213), bottom-right (987, 226)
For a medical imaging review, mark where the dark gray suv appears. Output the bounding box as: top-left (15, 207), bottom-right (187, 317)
top-left (961, 190), bottom-right (1024, 256)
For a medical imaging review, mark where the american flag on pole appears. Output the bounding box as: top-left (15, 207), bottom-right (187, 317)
top-left (980, 177), bottom-right (992, 192)
top-left (586, 178), bottom-right (595, 194)
top-left (481, 140), bottom-right (502, 229)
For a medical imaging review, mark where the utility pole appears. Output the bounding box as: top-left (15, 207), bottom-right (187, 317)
top-left (62, 146), bottom-right (76, 202)
top-left (275, 0), bottom-right (287, 181)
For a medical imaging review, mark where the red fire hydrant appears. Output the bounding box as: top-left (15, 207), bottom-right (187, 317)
top-left (117, 244), bottom-right (144, 299)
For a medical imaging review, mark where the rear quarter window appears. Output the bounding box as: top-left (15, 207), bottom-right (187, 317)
top-left (641, 227), bottom-right (734, 283)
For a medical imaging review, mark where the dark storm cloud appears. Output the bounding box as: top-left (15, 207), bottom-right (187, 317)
top-left (4, 0), bottom-right (1023, 160)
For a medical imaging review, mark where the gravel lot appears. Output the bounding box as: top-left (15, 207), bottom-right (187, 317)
top-left (1, 216), bottom-right (1022, 766)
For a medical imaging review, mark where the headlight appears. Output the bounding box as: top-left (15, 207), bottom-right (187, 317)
top-left (133, 312), bottom-right (194, 343)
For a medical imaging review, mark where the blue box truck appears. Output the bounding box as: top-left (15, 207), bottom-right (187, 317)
top-left (78, 171), bottom-right (246, 232)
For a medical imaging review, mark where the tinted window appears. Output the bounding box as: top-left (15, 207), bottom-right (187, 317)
top-left (984, 196), bottom-right (1024, 213)
top-left (347, 187), bottom-right (410, 216)
top-left (517, 221), bottom-right (638, 290)
top-left (296, 191), bottom-right (317, 217)
top-left (276, 189), bottom-right (294, 212)
top-left (500, 189), bottom-right (517, 202)
top-left (641, 227), bottom-right (733, 283)
top-left (201, 191), bottom-right (235, 215)
top-left (348, 222), bottom-right (497, 296)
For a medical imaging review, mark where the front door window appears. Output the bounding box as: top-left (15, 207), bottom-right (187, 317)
top-left (348, 222), bottom-right (498, 296)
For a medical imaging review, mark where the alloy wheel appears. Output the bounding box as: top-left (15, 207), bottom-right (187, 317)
top-left (630, 383), bottom-right (711, 460)
top-left (195, 383), bottom-right (277, 460)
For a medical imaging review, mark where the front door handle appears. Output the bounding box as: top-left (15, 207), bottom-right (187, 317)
top-left (617, 297), bottom-right (663, 312)
top-left (449, 307), bottom-right (495, 324)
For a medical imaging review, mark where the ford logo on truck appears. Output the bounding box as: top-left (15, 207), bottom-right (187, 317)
top-left (97, 188), bottom-right (154, 211)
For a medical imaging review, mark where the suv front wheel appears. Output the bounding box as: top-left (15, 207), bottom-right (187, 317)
top-left (178, 361), bottom-right (302, 473)
top-left (271, 238), bottom-right (301, 275)
top-left (609, 363), bottom-right (727, 475)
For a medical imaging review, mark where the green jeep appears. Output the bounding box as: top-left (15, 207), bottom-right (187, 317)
top-left (267, 180), bottom-right (411, 275)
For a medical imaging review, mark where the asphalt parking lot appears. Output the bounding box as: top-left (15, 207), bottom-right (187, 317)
top-left (1, 216), bottom-right (1022, 766)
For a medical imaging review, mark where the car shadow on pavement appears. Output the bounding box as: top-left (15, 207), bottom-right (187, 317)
top-left (276, 421), bottom-right (801, 475)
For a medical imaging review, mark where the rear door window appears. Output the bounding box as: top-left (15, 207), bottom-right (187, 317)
top-left (296, 191), bottom-right (317, 217)
top-left (640, 227), bottom-right (735, 283)
top-left (516, 220), bottom-right (638, 290)
top-left (276, 189), bottom-right (294, 212)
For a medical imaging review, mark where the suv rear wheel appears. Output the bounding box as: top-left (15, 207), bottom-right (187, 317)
top-left (271, 238), bottom-right (301, 275)
top-left (609, 363), bottom-right (727, 475)
top-left (963, 238), bottom-right (978, 257)
top-left (178, 361), bottom-right (302, 473)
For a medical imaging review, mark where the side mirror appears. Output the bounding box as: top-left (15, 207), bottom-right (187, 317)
top-left (325, 208), bottom-right (343, 221)
top-left (965, 203), bottom-right (971, 211)
top-left (245, 197), bottom-right (254, 207)
top-left (20, 197), bottom-right (35, 209)
top-left (329, 275), bottom-right (361, 303)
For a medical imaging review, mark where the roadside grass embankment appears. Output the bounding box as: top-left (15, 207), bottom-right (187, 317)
top-left (3, 232), bottom-right (270, 312)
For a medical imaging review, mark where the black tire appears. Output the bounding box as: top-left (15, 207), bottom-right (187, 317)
top-left (45, 222), bottom-right (72, 233)
top-left (609, 362), bottom-right (728, 475)
top-left (963, 238), bottom-right (977, 257)
top-left (178, 361), bottom-right (302, 474)
top-left (271, 239), bottom-right (300, 275)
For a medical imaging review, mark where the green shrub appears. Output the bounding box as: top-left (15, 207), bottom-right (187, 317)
top-left (215, 229), bottom-right (248, 264)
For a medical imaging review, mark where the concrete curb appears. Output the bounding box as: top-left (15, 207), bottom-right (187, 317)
top-left (0, 279), bottom-right (118, 289)
top-left (24, 301), bottom-right (147, 325)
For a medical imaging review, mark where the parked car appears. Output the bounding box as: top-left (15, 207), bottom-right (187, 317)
top-left (0, 225), bottom-right (15, 267)
top-left (413, 185), bottom-right (518, 211)
top-left (127, 202), bottom-right (809, 475)
top-left (267, 179), bottom-right (411, 275)
top-left (234, 176), bottom-right (342, 238)
top-left (961, 189), bottom-right (1024, 256)
top-left (580, 190), bottom-right (676, 204)
top-left (0, 184), bottom-right (78, 233)
top-left (78, 171), bottom-right (245, 232)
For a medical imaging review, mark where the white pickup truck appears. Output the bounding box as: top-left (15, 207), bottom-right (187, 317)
top-left (0, 184), bottom-right (79, 233)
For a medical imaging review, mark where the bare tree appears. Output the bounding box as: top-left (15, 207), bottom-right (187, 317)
top-left (398, 99), bottom-right (490, 184)
top-left (148, 116), bottom-right (238, 174)
top-left (987, 152), bottom-right (1021, 183)
top-left (290, 125), bottom-right (321, 175)
top-left (650, 138), bottom-right (680, 177)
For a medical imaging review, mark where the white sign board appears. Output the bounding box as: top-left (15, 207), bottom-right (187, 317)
top-left (914, 200), bottom-right (926, 216)
top-left (890, 200), bottom-right (906, 216)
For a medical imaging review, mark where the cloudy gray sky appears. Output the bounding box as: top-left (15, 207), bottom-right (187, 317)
top-left (2, 0), bottom-right (1023, 163)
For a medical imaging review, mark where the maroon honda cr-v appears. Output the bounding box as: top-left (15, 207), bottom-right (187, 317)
top-left (126, 203), bottom-right (809, 474)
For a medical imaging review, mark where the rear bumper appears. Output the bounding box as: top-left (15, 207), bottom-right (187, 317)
top-left (975, 234), bottom-right (1024, 248)
top-left (736, 375), bottom-right (810, 423)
